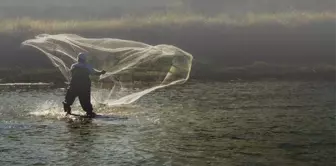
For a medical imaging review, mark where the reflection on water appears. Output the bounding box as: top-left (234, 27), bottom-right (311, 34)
top-left (64, 122), bottom-right (97, 165)
top-left (0, 81), bottom-right (335, 166)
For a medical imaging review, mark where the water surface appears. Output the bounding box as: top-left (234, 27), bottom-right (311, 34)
top-left (0, 81), bottom-right (335, 166)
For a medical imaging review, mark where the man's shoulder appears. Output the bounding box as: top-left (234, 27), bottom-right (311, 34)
top-left (71, 63), bottom-right (93, 73)
top-left (71, 63), bottom-right (87, 69)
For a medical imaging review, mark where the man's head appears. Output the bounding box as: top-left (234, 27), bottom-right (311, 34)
top-left (78, 52), bottom-right (88, 63)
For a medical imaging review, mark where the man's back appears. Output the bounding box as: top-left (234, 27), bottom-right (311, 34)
top-left (69, 63), bottom-right (93, 89)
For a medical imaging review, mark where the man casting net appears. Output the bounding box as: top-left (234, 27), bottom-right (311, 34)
top-left (21, 34), bottom-right (193, 107)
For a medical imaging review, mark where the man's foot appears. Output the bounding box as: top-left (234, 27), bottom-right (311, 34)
top-left (86, 112), bottom-right (97, 118)
top-left (62, 102), bottom-right (71, 115)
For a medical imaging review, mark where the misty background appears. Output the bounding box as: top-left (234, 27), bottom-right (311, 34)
top-left (0, 0), bottom-right (335, 19)
top-left (0, 0), bottom-right (335, 82)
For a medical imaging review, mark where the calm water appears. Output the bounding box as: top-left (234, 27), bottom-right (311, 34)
top-left (0, 81), bottom-right (335, 166)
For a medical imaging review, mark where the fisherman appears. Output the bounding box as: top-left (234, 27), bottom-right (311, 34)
top-left (62, 52), bottom-right (106, 118)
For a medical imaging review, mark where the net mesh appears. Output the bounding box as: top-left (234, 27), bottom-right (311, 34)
top-left (21, 34), bottom-right (193, 106)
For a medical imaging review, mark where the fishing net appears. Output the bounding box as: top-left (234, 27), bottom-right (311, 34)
top-left (21, 34), bottom-right (193, 106)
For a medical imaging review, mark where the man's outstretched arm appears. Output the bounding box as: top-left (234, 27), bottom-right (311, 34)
top-left (92, 69), bottom-right (106, 76)
top-left (86, 64), bottom-right (106, 76)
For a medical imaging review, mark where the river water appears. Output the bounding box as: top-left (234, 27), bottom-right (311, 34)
top-left (0, 81), bottom-right (335, 166)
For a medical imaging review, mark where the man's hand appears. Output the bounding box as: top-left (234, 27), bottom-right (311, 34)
top-left (100, 70), bottom-right (106, 75)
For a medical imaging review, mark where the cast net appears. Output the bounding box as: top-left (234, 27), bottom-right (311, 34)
top-left (21, 34), bottom-right (193, 106)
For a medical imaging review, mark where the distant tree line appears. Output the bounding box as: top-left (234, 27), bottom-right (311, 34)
top-left (180, 0), bottom-right (336, 15)
top-left (0, 0), bottom-right (334, 20)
